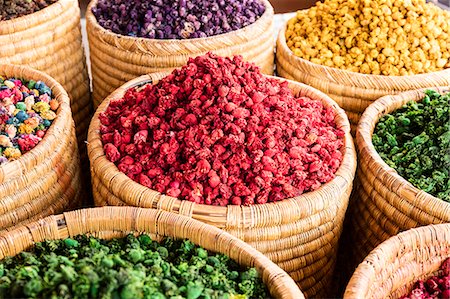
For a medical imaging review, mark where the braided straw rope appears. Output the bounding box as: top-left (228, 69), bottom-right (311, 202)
top-left (344, 223), bottom-right (450, 298)
top-left (87, 73), bottom-right (357, 298)
top-left (275, 18), bottom-right (450, 135)
top-left (86, 0), bottom-right (275, 109)
top-left (0, 64), bottom-right (82, 232)
top-left (0, 0), bottom-right (92, 155)
top-left (346, 87), bottom-right (450, 270)
top-left (0, 206), bottom-right (304, 298)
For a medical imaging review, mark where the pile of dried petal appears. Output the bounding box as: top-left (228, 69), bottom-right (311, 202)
top-left (0, 78), bottom-right (59, 165)
top-left (92, 0), bottom-right (265, 39)
top-left (100, 53), bottom-right (344, 206)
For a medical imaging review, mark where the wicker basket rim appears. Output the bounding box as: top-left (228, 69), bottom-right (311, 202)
top-left (356, 87), bottom-right (450, 209)
top-left (0, 206), bottom-right (305, 299)
top-left (0, 0), bottom-right (67, 29)
top-left (344, 223), bottom-right (450, 298)
top-left (277, 15), bottom-right (450, 83)
top-left (88, 71), bottom-right (355, 218)
top-left (85, 0), bottom-right (274, 45)
top-left (0, 64), bottom-right (71, 180)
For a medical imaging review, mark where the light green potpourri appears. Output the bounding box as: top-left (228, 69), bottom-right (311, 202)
top-left (0, 234), bottom-right (270, 299)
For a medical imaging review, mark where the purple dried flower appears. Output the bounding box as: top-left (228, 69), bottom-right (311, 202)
top-left (92, 0), bottom-right (266, 39)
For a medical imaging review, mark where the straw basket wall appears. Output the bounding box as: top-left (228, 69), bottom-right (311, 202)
top-left (86, 0), bottom-right (275, 109)
top-left (276, 20), bottom-right (450, 135)
top-left (87, 73), bottom-right (357, 298)
top-left (0, 0), bottom-right (91, 150)
top-left (0, 206), bottom-right (305, 298)
top-left (344, 223), bottom-right (450, 299)
top-left (0, 64), bottom-right (82, 232)
top-left (348, 87), bottom-right (450, 269)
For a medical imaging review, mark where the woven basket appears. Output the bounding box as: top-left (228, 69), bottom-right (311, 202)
top-left (344, 223), bottom-right (450, 298)
top-left (0, 64), bottom-right (82, 232)
top-left (86, 0), bottom-right (275, 109)
top-left (0, 0), bottom-right (92, 155)
top-left (87, 73), bottom-right (357, 298)
top-left (275, 19), bottom-right (450, 135)
top-left (347, 87), bottom-right (450, 269)
top-left (0, 206), bottom-right (304, 298)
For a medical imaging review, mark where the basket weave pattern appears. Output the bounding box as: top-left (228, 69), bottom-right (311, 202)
top-left (86, 0), bottom-right (275, 109)
top-left (344, 223), bottom-right (450, 299)
top-left (87, 74), bottom-right (357, 298)
top-left (0, 64), bottom-right (83, 232)
top-left (0, 0), bottom-right (92, 150)
top-left (0, 206), bottom-right (305, 299)
top-left (275, 20), bottom-right (450, 134)
top-left (348, 87), bottom-right (450, 267)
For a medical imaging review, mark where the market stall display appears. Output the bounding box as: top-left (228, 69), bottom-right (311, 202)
top-left (0, 206), bottom-right (305, 299)
top-left (276, 0), bottom-right (450, 133)
top-left (349, 87), bottom-right (450, 268)
top-left (86, 0), bottom-right (275, 108)
top-left (0, 0), bottom-right (91, 152)
top-left (87, 53), bottom-right (357, 298)
top-left (4, 0), bottom-right (450, 294)
top-left (344, 223), bottom-right (450, 299)
top-left (0, 64), bottom-right (82, 231)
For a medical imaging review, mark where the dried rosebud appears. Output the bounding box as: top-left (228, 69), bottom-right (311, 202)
top-left (104, 143), bottom-right (121, 162)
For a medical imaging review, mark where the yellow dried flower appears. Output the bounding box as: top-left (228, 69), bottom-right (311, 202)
top-left (32, 102), bottom-right (50, 113)
top-left (40, 111), bottom-right (56, 121)
top-left (18, 124), bottom-right (34, 134)
top-left (285, 0), bottom-right (450, 75)
top-left (0, 135), bottom-right (12, 148)
top-left (4, 148), bottom-right (21, 160)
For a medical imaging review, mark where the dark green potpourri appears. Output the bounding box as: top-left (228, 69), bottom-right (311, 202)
top-left (373, 90), bottom-right (450, 202)
top-left (0, 234), bottom-right (270, 299)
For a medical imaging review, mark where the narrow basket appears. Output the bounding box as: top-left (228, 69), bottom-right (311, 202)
top-left (0, 206), bottom-right (304, 298)
top-left (86, 0), bottom-right (275, 109)
top-left (275, 19), bottom-right (450, 135)
top-left (344, 223), bottom-right (450, 299)
top-left (0, 0), bottom-right (92, 156)
top-left (87, 73), bottom-right (357, 298)
top-left (347, 87), bottom-right (450, 270)
top-left (0, 64), bottom-right (83, 232)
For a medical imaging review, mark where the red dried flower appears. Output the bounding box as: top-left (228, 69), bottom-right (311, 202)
top-left (100, 53), bottom-right (344, 206)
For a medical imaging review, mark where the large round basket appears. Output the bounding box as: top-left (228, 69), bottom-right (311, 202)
top-left (87, 73), bottom-right (357, 298)
top-left (0, 0), bottom-right (92, 149)
top-left (276, 19), bottom-right (450, 135)
top-left (344, 223), bottom-right (450, 298)
top-left (347, 87), bottom-right (450, 269)
top-left (0, 64), bottom-right (82, 232)
top-left (0, 206), bottom-right (305, 299)
top-left (86, 0), bottom-right (275, 109)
